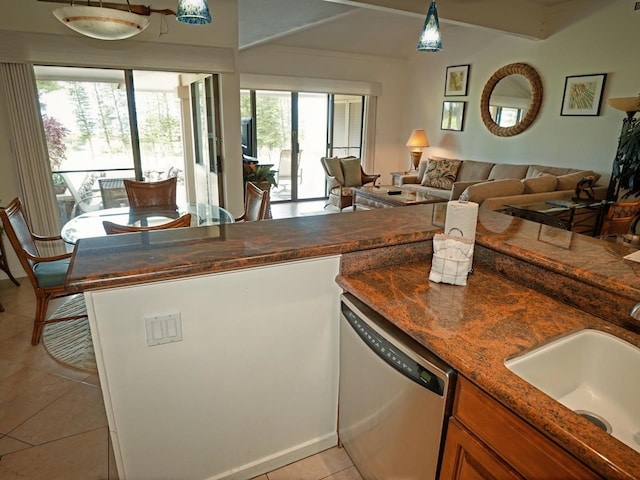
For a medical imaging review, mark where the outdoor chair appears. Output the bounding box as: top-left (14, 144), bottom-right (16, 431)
top-left (321, 156), bottom-right (380, 211)
top-left (0, 197), bottom-right (86, 345)
top-left (235, 182), bottom-right (270, 222)
top-left (60, 173), bottom-right (103, 216)
top-left (124, 177), bottom-right (177, 209)
top-left (103, 213), bottom-right (192, 234)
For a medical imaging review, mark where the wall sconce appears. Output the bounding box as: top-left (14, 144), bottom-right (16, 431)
top-left (176, 0), bottom-right (211, 24)
top-left (406, 129), bottom-right (430, 171)
top-left (417, 1), bottom-right (442, 52)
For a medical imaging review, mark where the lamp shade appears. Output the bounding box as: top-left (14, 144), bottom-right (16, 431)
top-left (53, 5), bottom-right (149, 40)
top-left (417, 1), bottom-right (442, 52)
top-left (608, 97), bottom-right (640, 114)
top-left (406, 129), bottom-right (430, 149)
top-left (177, 0), bottom-right (212, 24)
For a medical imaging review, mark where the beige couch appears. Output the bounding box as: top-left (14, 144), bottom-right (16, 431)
top-left (397, 156), bottom-right (606, 210)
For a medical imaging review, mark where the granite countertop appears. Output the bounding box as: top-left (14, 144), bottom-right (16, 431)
top-left (336, 262), bottom-right (640, 480)
top-left (66, 204), bottom-right (640, 478)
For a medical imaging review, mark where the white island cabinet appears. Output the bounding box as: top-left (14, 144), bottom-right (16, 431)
top-left (85, 256), bottom-right (342, 480)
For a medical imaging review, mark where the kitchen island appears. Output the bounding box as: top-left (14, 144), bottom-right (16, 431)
top-left (66, 204), bottom-right (640, 479)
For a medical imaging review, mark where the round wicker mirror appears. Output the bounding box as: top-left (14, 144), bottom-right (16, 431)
top-left (480, 63), bottom-right (543, 137)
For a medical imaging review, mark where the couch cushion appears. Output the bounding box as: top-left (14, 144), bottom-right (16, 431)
top-left (323, 157), bottom-right (344, 185)
top-left (457, 160), bottom-right (495, 182)
top-left (421, 158), bottom-right (462, 189)
top-left (341, 157), bottom-right (363, 187)
top-left (488, 163), bottom-right (529, 180)
top-left (556, 170), bottom-right (601, 191)
top-left (460, 179), bottom-right (525, 204)
top-left (521, 173), bottom-right (558, 194)
top-left (525, 165), bottom-right (579, 178)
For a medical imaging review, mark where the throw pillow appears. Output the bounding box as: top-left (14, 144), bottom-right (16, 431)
top-left (341, 157), bottom-right (363, 187)
top-left (521, 173), bottom-right (558, 194)
top-left (416, 158), bottom-right (430, 184)
top-left (556, 170), bottom-right (600, 191)
top-left (421, 158), bottom-right (462, 190)
top-left (323, 157), bottom-right (344, 185)
top-left (459, 179), bottom-right (525, 204)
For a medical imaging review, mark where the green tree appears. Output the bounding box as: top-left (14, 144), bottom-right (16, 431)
top-left (67, 82), bottom-right (95, 154)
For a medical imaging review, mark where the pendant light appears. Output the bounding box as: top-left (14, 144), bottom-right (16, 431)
top-left (417, 1), bottom-right (442, 52)
top-left (176, 0), bottom-right (211, 24)
top-left (53, 0), bottom-right (150, 40)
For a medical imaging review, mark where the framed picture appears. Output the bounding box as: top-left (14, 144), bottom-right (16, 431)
top-left (560, 73), bottom-right (607, 116)
top-left (441, 101), bottom-right (466, 131)
top-left (445, 65), bottom-right (470, 96)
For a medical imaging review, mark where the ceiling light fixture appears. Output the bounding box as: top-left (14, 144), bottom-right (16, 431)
top-left (53, 0), bottom-right (151, 40)
top-left (417, 1), bottom-right (442, 52)
top-left (176, 0), bottom-right (211, 25)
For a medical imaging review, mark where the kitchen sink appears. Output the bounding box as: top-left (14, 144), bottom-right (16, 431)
top-left (504, 329), bottom-right (640, 453)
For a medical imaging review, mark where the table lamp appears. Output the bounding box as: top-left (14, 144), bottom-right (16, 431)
top-left (406, 129), bottom-right (430, 171)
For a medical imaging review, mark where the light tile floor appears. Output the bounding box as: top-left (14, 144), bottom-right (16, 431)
top-left (0, 200), bottom-right (361, 480)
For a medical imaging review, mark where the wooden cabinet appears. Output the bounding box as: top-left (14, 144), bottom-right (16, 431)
top-left (440, 377), bottom-right (601, 480)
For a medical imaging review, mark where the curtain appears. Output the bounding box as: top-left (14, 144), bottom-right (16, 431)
top-left (0, 62), bottom-right (63, 255)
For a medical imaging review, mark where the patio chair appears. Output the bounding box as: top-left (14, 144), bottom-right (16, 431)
top-left (0, 197), bottom-right (86, 345)
top-left (124, 177), bottom-right (177, 209)
top-left (235, 182), bottom-right (270, 222)
top-left (103, 213), bottom-right (192, 234)
top-left (61, 173), bottom-right (103, 216)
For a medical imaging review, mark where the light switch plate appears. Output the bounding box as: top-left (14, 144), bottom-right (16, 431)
top-left (145, 313), bottom-right (183, 346)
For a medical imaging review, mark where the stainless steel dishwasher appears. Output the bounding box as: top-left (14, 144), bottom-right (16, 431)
top-left (339, 293), bottom-right (456, 480)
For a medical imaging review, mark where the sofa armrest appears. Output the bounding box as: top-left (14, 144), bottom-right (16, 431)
top-left (450, 180), bottom-right (489, 200)
top-left (396, 174), bottom-right (419, 185)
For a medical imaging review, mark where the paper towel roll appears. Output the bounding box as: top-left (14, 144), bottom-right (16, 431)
top-left (444, 200), bottom-right (478, 240)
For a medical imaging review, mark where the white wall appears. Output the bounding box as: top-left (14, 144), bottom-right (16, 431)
top-left (403, 0), bottom-right (638, 177)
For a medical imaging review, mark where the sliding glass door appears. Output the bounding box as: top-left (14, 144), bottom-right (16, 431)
top-left (35, 66), bottom-right (220, 227)
top-left (241, 89), bottom-right (365, 203)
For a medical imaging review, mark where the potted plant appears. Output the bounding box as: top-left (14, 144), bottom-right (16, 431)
top-left (608, 95), bottom-right (640, 200)
top-left (242, 163), bottom-right (277, 191)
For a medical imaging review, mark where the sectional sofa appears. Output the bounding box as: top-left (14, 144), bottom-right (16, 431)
top-left (396, 156), bottom-right (607, 210)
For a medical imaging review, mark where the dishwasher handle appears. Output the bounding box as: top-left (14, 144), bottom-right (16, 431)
top-left (341, 301), bottom-right (445, 396)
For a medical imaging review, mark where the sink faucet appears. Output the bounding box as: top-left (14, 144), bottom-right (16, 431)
top-left (631, 303), bottom-right (640, 320)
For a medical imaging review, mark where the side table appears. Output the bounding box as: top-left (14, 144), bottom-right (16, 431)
top-left (0, 231), bottom-right (20, 312)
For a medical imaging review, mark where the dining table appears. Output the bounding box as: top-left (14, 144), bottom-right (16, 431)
top-left (61, 203), bottom-right (235, 244)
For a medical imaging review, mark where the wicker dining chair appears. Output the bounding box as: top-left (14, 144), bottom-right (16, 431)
top-left (235, 182), bottom-right (269, 222)
top-left (123, 177), bottom-right (178, 209)
top-left (102, 213), bottom-right (192, 234)
top-left (0, 198), bottom-right (86, 345)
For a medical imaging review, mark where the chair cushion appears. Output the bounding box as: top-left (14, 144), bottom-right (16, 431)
top-left (521, 173), bottom-right (558, 194)
top-left (341, 158), bottom-right (363, 187)
top-left (323, 157), bottom-right (344, 185)
top-left (556, 170), bottom-right (600, 190)
top-left (33, 258), bottom-right (70, 288)
top-left (460, 179), bottom-right (525, 204)
top-left (421, 158), bottom-right (462, 190)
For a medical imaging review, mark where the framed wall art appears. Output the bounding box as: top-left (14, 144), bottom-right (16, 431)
top-left (560, 73), bottom-right (607, 116)
top-left (441, 101), bottom-right (466, 131)
top-left (445, 65), bottom-right (470, 96)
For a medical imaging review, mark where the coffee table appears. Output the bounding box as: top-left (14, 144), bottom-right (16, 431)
top-left (352, 185), bottom-right (446, 210)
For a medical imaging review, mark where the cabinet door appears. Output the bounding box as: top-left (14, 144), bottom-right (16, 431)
top-left (440, 418), bottom-right (522, 480)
